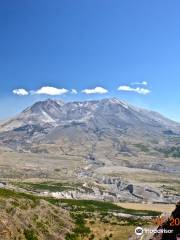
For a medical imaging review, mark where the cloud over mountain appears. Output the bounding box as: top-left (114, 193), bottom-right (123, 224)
top-left (12, 84), bottom-right (151, 97)
top-left (13, 88), bottom-right (29, 96)
top-left (33, 86), bottom-right (68, 96)
top-left (118, 85), bottom-right (150, 95)
top-left (82, 87), bottom-right (108, 94)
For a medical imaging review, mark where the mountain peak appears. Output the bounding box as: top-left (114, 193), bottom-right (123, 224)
top-left (45, 98), bottom-right (64, 105)
top-left (0, 97), bottom-right (179, 134)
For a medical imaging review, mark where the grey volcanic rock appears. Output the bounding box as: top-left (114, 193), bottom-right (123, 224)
top-left (0, 98), bottom-right (180, 148)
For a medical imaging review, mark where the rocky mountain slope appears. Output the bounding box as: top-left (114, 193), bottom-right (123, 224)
top-left (0, 98), bottom-right (179, 203)
top-left (0, 98), bottom-right (180, 156)
top-left (0, 98), bottom-right (180, 137)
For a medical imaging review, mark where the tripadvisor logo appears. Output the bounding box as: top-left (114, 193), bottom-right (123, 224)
top-left (135, 227), bottom-right (144, 236)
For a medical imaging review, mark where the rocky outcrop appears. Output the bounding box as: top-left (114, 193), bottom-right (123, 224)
top-left (95, 177), bottom-right (180, 203)
top-left (36, 177), bottom-right (180, 203)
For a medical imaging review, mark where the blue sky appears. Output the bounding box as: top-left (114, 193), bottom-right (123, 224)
top-left (0, 0), bottom-right (180, 121)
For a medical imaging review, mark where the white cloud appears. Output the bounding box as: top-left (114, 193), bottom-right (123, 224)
top-left (132, 81), bottom-right (148, 86)
top-left (13, 88), bottom-right (29, 96)
top-left (34, 86), bottom-right (68, 95)
top-left (142, 81), bottom-right (148, 85)
top-left (71, 89), bottom-right (78, 94)
top-left (82, 86), bottom-right (108, 94)
top-left (118, 85), bottom-right (150, 95)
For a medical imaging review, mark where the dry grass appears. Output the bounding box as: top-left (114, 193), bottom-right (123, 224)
top-left (86, 219), bottom-right (135, 240)
top-left (117, 202), bottom-right (175, 213)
